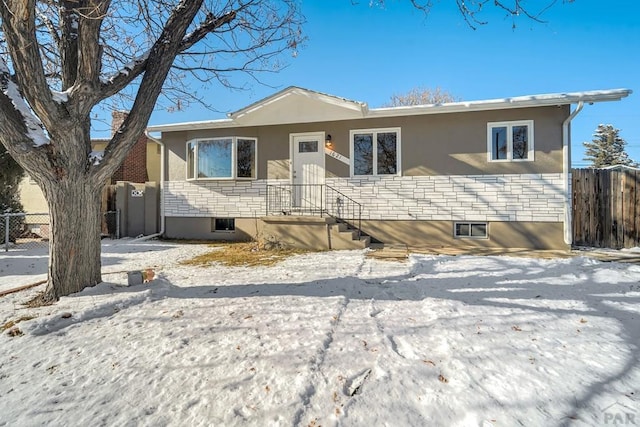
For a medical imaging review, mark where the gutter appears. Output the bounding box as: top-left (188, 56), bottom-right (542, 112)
top-left (145, 89), bottom-right (631, 132)
top-left (561, 101), bottom-right (584, 246)
top-left (129, 131), bottom-right (165, 242)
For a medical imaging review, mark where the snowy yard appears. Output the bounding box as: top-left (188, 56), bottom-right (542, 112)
top-left (0, 241), bottom-right (639, 426)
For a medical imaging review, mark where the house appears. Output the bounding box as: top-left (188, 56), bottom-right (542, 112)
top-left (18, 111), bottom-right (162, 239)
top-left (96, 110), bottom-right (162, 185)
top-left (147, 86), bottom-right (632, 250)
top-left (19, 111), bottom-right (162, 214)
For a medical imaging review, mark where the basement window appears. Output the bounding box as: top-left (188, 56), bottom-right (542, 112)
top-left (212, 218), bottom-right (235, 232)
top-left (454, 222), bottom-right (488, 239)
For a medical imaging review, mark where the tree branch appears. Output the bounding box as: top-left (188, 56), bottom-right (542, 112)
top-left (0, 0), bottom-right (62, 128)
top-left (179, 10), bottom-right (237, 53)
top-left (60, 0), bottom-right (79, 90)
top-left (0, 58), bottom-right (55, 182)
top-left (76, 0), bottom-right (111, 93)
top-left (94, 0), bottom-right (209, 183)
top-left (97, 6), bottom-right (238, 103)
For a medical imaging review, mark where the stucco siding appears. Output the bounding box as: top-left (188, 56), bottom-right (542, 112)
top-left (18, 176), bottom-right (48, 214)
top-left (359, 220), bottom-right (566, 250)
top-left (162, 105), bottom-right (568, 182)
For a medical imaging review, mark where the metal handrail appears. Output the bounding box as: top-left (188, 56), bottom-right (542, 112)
top-left (325, 185), bottom-right (362, 239)
top-left (266, 184), bottom-right (325, 216)
top-left (266, 184), bottom-right (363, 239)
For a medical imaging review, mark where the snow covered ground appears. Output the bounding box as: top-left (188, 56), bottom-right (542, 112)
top-left (1, 241), bottom-right (639, 426)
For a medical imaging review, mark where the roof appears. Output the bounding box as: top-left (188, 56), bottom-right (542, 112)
top-left (147, 86), bottom-right (632, 132)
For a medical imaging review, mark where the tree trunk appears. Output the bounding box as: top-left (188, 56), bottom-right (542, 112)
top-left (41, 176), bottom-right (104, 302)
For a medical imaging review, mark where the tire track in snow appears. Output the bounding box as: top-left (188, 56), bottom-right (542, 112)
top-left (337, 298), bottom-right (395, 420)
top-left (293, 254), bottom-right (369, 425)
top-left (292, 293), bottom-right (351, 426)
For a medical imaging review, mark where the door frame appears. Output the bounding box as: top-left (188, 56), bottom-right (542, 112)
top-left (289, 131), bottom-right (326, 185)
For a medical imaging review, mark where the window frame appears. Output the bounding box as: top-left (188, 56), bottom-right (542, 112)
top-left (186, 136), bottom-right (258, 181)
top-left (454, 222), bottom-right (489, 239)
top-left (349, 127), bottom-right (402, 177)
top-left (486, 120), bottom-right (534, 162)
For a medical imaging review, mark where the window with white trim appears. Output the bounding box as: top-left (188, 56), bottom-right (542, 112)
top-left (487, 120), bottom-right (534, 161)
top-left (350, 128), bottom-right (401, 176)
top-left (187, 137), bottom-right (257, 180)
top-left (454, 222), bottom-right (488, 239)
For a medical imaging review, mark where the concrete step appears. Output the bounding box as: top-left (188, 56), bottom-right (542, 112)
top-left (331, 224), bottom-right (370, 250)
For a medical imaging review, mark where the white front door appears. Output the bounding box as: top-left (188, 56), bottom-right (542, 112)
top-left (291, 133), bottom-right (325, 211)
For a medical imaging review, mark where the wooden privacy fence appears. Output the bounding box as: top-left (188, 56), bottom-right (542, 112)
top-left (572, 168), bottom-right (640, 249)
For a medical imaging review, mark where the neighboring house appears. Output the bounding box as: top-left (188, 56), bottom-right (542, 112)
top-left (93, 110), bottom-right (162, 185)
top-left (147, 86), bottom-right (631, 250)
top-left (19, 110), bottom-right (161, 215)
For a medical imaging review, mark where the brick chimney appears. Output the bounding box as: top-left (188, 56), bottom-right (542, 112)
top-left (110, 111), bottom-right (148, 184)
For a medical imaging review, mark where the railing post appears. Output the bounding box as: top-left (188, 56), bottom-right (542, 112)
top-left (358, 204), bottom-right (362, 239)
top-left (266, 185), bottom-right (269, 216)
top-left (4, 214), bottom-right (9, 252)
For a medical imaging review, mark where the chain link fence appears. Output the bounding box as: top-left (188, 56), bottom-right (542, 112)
top-left (1, 213), bottom-right (50, 251)
top-left (1, 210), bottom-right (120, 252)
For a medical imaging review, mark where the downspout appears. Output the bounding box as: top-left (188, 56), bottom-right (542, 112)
top-left (562, 101), bottom-right (584, 246)
top-left (129, 131), bottom-right (165, 242)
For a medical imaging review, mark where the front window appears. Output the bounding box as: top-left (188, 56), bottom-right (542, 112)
top-left (237, 139), bottom-right (256, 178)
top-left (187, 141), bottom-right (196, 179)
top-left (351, 128), bottom-right (400, 176)
top-left (353, 133), bottom-right (373, 175)
top-left (198, 139), bottom-right (232, 178)
top-left (487, 120), bottom-right (534, 162)
top-left (187, 137), bottom-right (257, 180)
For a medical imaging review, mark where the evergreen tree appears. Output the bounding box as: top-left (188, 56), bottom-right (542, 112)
top-left (0, 144), bottom-right (24, 214)
top-left (583, 124), bottom-right (636, 168)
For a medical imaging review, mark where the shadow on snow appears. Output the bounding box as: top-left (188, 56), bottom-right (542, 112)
top-left (31, 253), bottom-right (640, 423)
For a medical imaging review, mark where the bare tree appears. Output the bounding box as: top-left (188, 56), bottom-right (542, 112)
top-left (383, 86), bottom-right (459, 107)
top-left (0, 1), bottom-right (303, 302)
top-left (381, 1), bottom-right (575, 30)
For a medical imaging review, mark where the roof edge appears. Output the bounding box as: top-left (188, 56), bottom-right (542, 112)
top-left (368, 88), bottom-right (632, 118)
top-left (147, 88), bottom-right (632, 132)
top-left (147, 118), bottom-right (235, 132)
top-left (229, 86), bottom-right (367, 120)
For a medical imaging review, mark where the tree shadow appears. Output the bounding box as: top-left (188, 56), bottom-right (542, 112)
top-left (0, 241), bottom-right (186, 279)
top-left (30, 253), bottom-right (640, 423)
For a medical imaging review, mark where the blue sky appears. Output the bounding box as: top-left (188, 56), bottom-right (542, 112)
top-left (140, 0), bottom-right (639, 167)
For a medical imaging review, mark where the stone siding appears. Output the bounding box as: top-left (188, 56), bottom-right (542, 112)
top-left (164, 174), bottom-right (564, 222)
